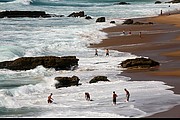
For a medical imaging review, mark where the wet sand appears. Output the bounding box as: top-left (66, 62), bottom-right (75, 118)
top-left (90, 13), bottom-right (180, 118)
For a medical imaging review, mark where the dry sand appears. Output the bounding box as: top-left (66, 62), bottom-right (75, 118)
top-left (90, 13), bottom-right (180, 118)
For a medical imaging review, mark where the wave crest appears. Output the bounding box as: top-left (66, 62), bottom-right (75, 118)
top-left (12, 0), bottom-right (33, 5)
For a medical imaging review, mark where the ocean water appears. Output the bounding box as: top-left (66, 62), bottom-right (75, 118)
top-left (0, 0), bottom-right (180, 118)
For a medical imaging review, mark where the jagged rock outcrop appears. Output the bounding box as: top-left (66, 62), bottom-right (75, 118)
top-left (89, 76), bottom-right (110, 83)
top-left (120, 57), bottom-right (160, 69)
top-left (0, 56), bottom-right (79, 71)
top-left (54, 76), bottom-right (80, 88)
top-left (96, 17), bottom-right (105, 22)
top-left (67, 11), bottom-right (85, 17)
top-left (85, 16), bottom-right (92, 20)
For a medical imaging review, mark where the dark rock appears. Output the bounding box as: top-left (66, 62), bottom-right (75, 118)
top-left (89, 76), bottom-right (110, 83)
top-left (133, 21), bottom-right (145, 25)
top-left (110, 21), bottom-right (115, 24)
top-left (122, 19), bottom-right (153, 25)
top-left (165, 0), bottom-right (180, 3)
top-left (122, 19), bottom-right (133, 24)
top-left (0, 56), bottom-right (79, 71)
top-left (114, 2), bottom-right (130, 5)
top-left (120, 57), bottom-right (160, 69)
top-left (0, 10), bottom-right (51, 18)
top-left (67, 11), bottom-right (85, 17)
top-left (85, 16), bottom-right (92, 20)
top-left (155, 1), bottom-right (162, 4)
top-left (148, 22), bottom-right (154, 24)
top-left (50, 14), bottom-right (65, 17)
top-left (54, 76), bottom-right (80, 88)
top-left (133, 21), bottom-right (153, 25)
top-left (96, 17), bottom-right (105, 22)
top-left (0, 10), bottom-right (65, 18)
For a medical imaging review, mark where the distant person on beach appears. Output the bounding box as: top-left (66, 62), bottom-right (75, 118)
top-left (160, 9), bottom-right (163, 15)
top-left (168, 5), bottom-right (171, 15)
top-left (112, 91), bottom-right (118, 105)
top-left (47, 93), bottom-right (54, 103)
top-left (139, 32), bottom-right (142, 38)
top-left (128, 30), bottom-right (131, 35)
top-left (124, 88), bottom-right (130, 102)
top-left (95, 49), bottom-right (98, 56)
top-left (105, 49), bottom-right (109, 56)
top-left (85, 92), bottom-right (91, 101)
top-left (122, 30), bottom-right (125, 35)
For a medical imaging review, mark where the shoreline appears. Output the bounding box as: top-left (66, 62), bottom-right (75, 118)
top-left (90, 13), bottom-right (180, 118)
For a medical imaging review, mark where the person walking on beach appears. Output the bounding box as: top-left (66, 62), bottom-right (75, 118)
top-left (47, 93), bottom-right (54, 103)
top-left (105, 49), bottom-right (109, 56)
top-left (112, 91), bottom-right (118, 105)
top-left (95, 49), bottom-right (98, 56)
top-left (124, 88), bottom-right (130, 102)
top-left (85, 92), bottom-right (91, 101)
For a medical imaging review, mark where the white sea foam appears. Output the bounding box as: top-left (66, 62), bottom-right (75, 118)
top-left (1, 74), bottom-right (179, 118)
top-left (11, 0), bottom-right (33, 5)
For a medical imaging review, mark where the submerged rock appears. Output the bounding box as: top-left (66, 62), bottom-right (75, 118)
top-left (54, 76), bottom-right (80, 88)
top-left (96, 17), bottom-right (105, 22)
top-left (114, 2), bottom-right (131, 5)
top-left (89, 76), bottom-right (110, 83)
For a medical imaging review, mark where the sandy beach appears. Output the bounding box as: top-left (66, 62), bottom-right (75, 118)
top-left (90, 12), bottom-right (180, 118)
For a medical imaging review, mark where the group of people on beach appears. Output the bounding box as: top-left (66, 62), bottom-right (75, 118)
top-left (122, 30), bottom-right (142, 38)
top-left (122, 30), bottom-right (131, 35)
top-left (94, 30), bottom-right (143, 56)
top-left (47, 88), bottom-right (130, 105)
top-left (85, 88), bottom-right (130, 105)
top-left (95, 49), bottom-right (109, 56)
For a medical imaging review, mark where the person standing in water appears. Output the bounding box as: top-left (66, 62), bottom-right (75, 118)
top-left (105, 49), bottom-right (109, 56)
top-left (47, 93), bottom-right (54, 103)
top-left (95, 49), bottom-right (98, 56)
top-left (112, 91), bottom-right (118, 105)
top-left (85, 92), bottom-right (91, 101)
top-left (124, 88), bottom-right (130, 102)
